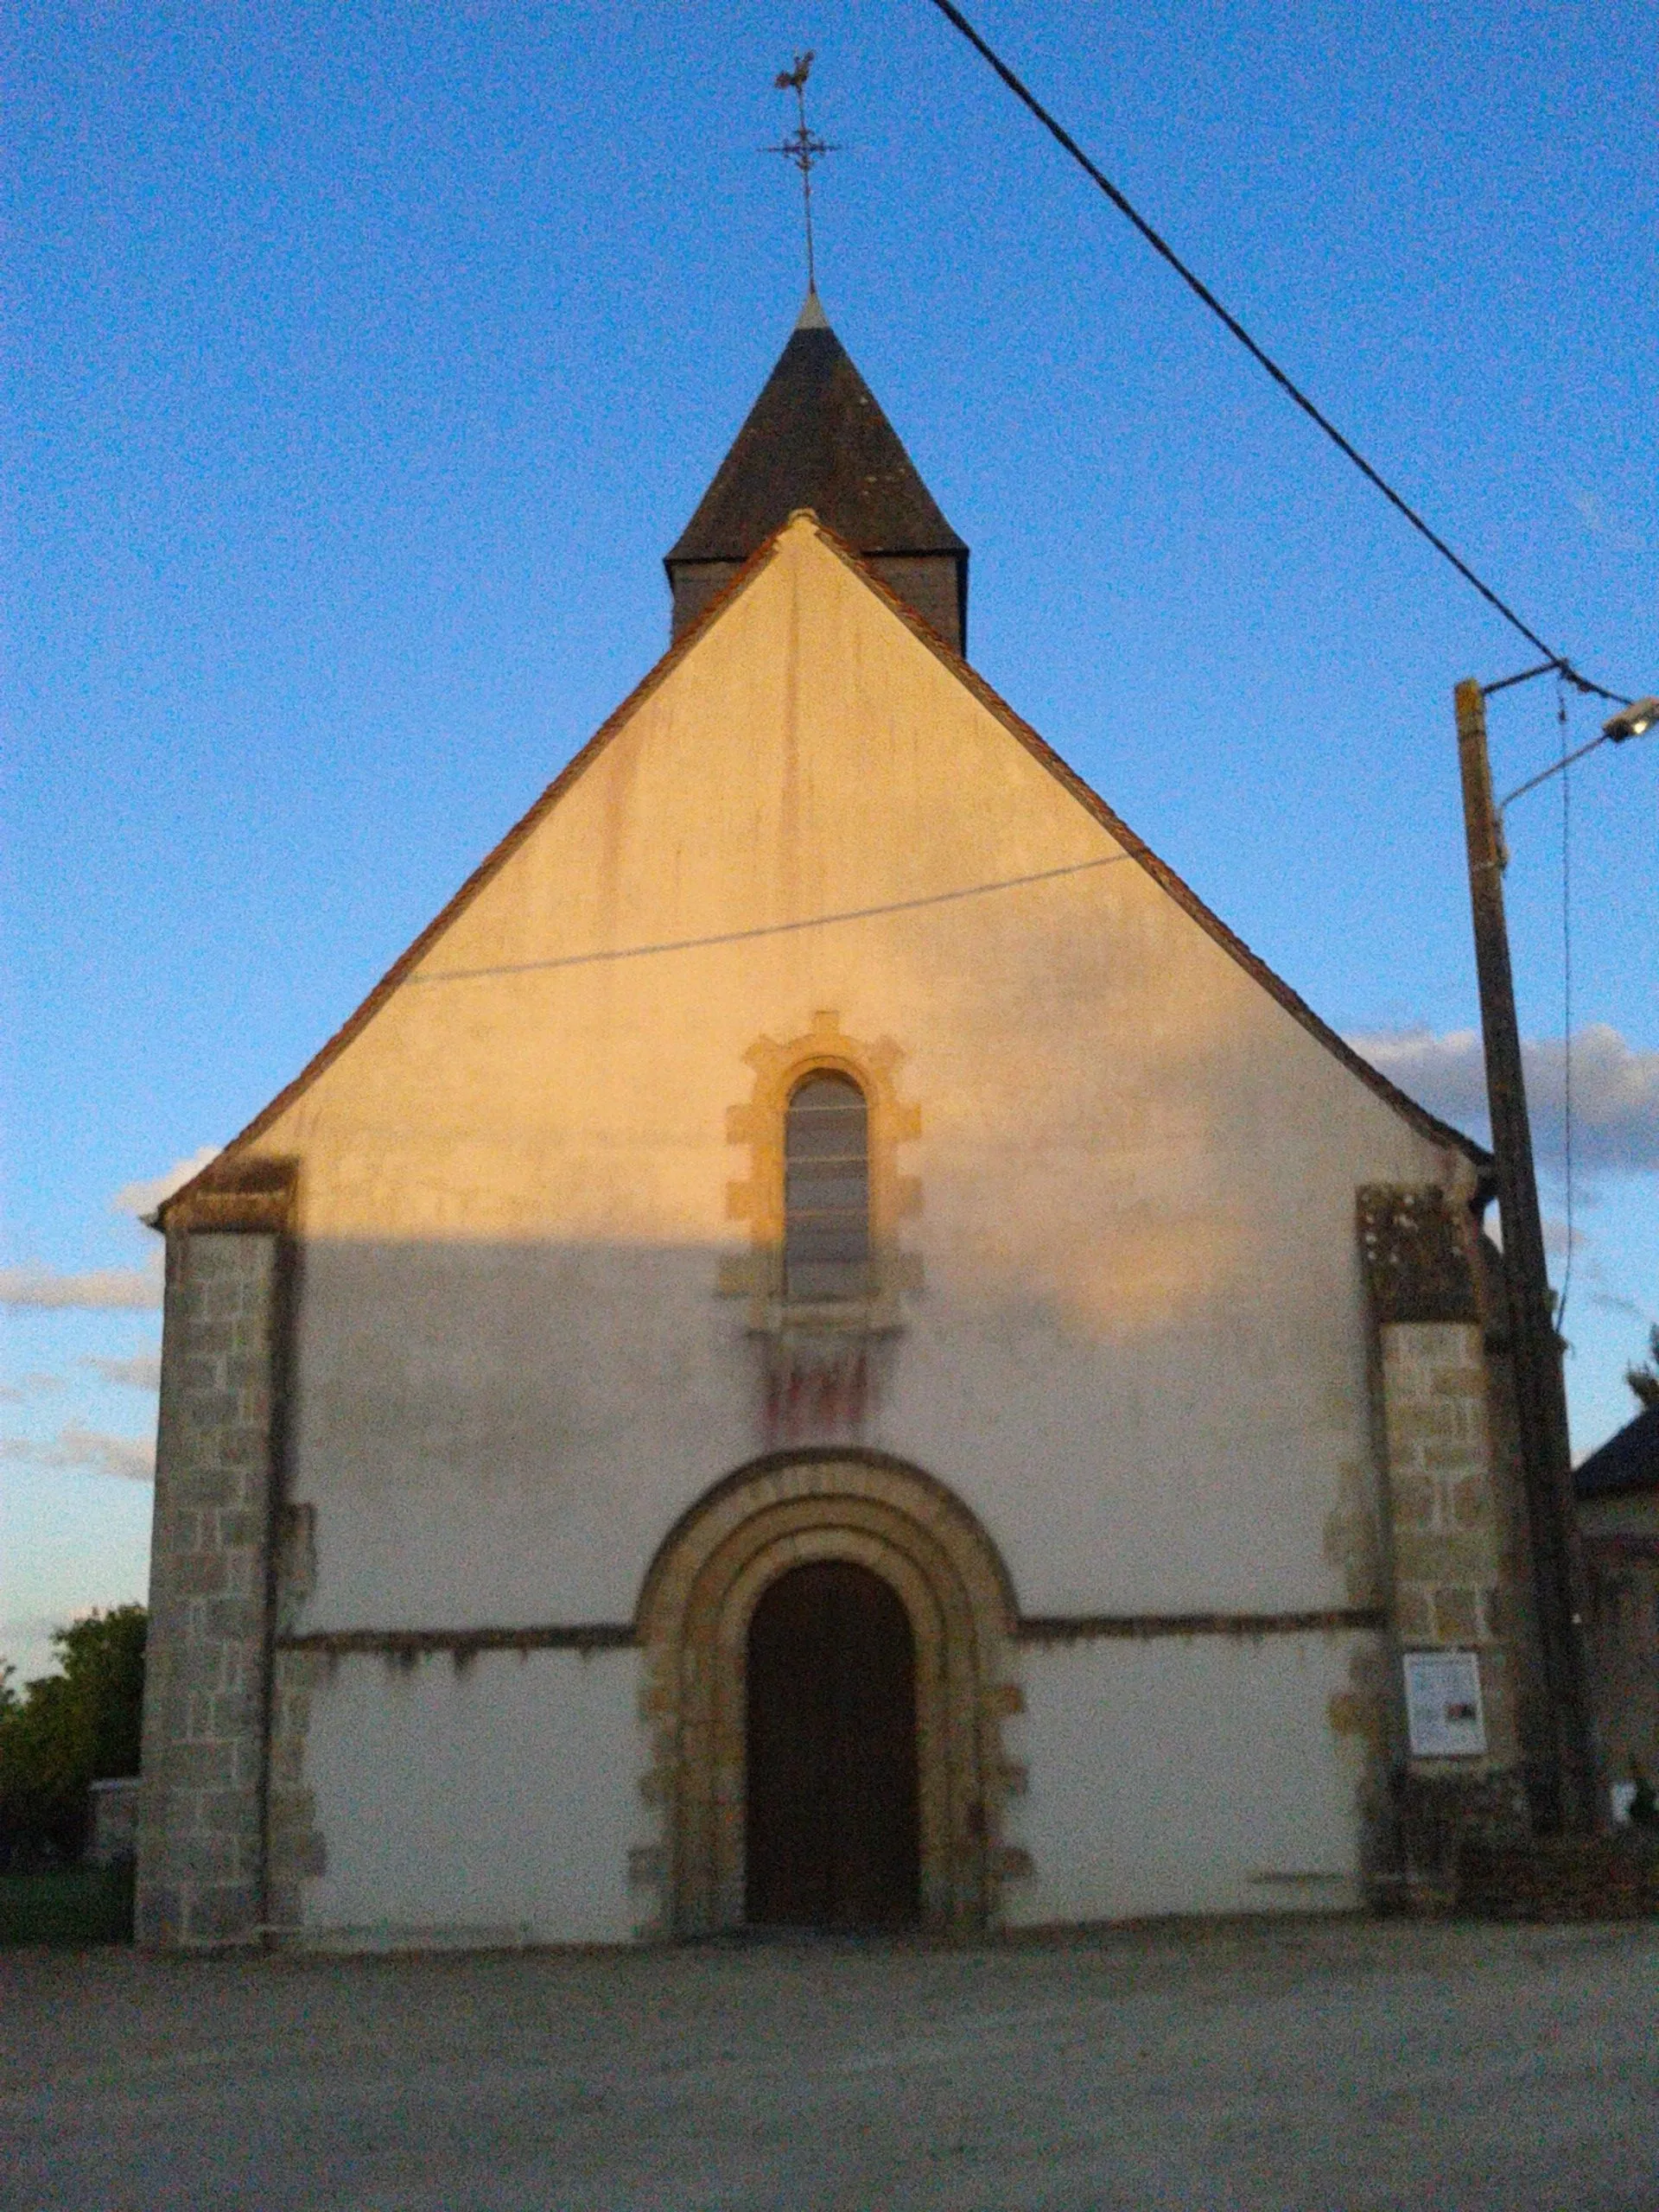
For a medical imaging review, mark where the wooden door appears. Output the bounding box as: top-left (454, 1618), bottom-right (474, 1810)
top-left (745, 1560), bottom-right (921, 1928)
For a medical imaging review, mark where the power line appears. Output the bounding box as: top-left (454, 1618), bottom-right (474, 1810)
top-left (410, 851), bottom-right (1136, 985)
top-left (921, 0), bottom-right (1629, 704)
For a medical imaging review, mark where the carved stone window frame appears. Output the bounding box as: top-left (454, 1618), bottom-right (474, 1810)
top-left (719, 1009), bottom-right (922, 1332)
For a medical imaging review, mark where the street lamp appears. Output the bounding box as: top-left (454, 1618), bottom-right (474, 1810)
top-left (1603, 697), bottom-right (1659, 745)
top-left (1496, 695), bottom-right (1659, 811)
top-left (1454, 669), bottom-right (1655, 1836)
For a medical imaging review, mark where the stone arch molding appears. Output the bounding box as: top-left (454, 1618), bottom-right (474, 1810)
top-left (634, 1452), bottom-right (1026, 1938)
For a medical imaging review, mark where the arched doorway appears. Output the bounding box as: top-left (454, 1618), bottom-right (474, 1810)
top-left (634, 1452), bottom-right (1022, 1939)
top-left (746, 1560), bottom-right (920, 1928)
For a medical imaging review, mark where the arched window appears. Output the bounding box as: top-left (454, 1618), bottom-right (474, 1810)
top-left (785, 1072), bottom-right (871, 1302)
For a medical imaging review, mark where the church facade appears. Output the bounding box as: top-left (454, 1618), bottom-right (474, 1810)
top-left (137, 297), bottom-right (1542, 1949)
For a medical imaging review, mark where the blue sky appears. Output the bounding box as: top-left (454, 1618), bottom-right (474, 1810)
top-left (5, 1), bottom-right (1656, 1681)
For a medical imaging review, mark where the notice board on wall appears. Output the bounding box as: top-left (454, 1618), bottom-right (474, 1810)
top-left (1403, 1650), bottom-right (1487, 1758)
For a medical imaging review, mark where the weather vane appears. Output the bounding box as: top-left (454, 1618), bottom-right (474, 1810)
top-left (769, 51), bottom-right (836, 295)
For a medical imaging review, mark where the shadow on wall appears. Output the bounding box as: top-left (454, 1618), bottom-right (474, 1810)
top-left (264, 1202), bottom-right (1376, 1650)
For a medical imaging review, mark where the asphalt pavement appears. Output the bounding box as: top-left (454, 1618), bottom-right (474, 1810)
top-left (6, 1916), bottom-right (1657, 2209)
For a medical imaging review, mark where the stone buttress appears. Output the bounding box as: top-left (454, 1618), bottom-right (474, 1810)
top-left (1357, 1185), bottom-right (1532, 1891)
top-left (135, 1162), bottom-right (296, 1948)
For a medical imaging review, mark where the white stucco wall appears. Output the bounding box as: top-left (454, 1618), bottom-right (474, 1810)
top-left (1004, 1632), bottom-right (1374, 1925)
top-left (296, 1648), bottom-right (644, 1945)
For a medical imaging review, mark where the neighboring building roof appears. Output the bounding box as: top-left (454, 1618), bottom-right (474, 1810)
top-left (665, 292), bottom-right (966, 568)
top-left (1575, 1404), bottom-right (1659, 1499)
top-left (159, 512), bottom-right (1487, 1227)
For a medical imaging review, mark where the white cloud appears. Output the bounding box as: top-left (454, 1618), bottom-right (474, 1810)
top-left (111, 1146), bottom-right (221, 1220)
top-left (1, 1148), bottom-right (219, 1309)
top-left (0, 1251), bottom-right (164, 1311)
top-left (1541, 1217), bottom-right (1587, 1259)
top-left (1352, 1026), bottom-right (1487, 1126)
top-left (1349, 1024), bottom-right (1659, 1177)
top-left (0, 1422), bottom-right (155, 1482)
top-left (1571, 490), bottom-right (1643, 556)
top-left (0, 1372), bottom-right (67, 1403)
top-left (81, 1350), bottom-right (162, 1392)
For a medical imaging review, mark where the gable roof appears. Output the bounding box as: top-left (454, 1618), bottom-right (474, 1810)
top-left (665, 295), bottom-right (966, 568)
top-left (159, 512), bottom-right (1485, 1224)
top-left (1575, 1404), bottom-right (1659, 1498)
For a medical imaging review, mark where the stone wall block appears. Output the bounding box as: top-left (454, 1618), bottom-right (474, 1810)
top-left (170, 1469), bottom-right (240, 1510)
top-left (1433, 1587), bottom-right (1479, 1642)
top-left (1393, 1531), bottom-right (1501, 1587)
top-left (1393, 1402), bottom-right (1468, 1443)
top-left (1421, 1442), bottom-right (1478, 1471)
top-left (1394, 1588), bottom-right (1433, 1642)
top-left (168, 1738), bottom-right (238, 1791)
top-left (1451, 1478), bottom-right (1491, 1528)
top-left (165, 1830), bottom-right (241, 1883)
top-left (213, 1690), bottom-right (255, 1737)
top-left (184, 1690), bottom-right (223, 1740)
top-left (196, 1392), bottom-right (239, 1453)
top-left (203, 1596), bottom-right (264, 1643)
top-left (172, 1551), bottom-right (231, 1599)
top-left (188, 1885), bottom-right (257, 1944)
top-left (264, 1647), bottom-right (327, 1937)
top-left (1431, 1365), bottom-right (1485, 1395)
top-left (1393, 1476), bottom-right (1437, 1529)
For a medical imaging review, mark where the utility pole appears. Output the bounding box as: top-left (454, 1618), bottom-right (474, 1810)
top-left (1454, 677), bottom-right (1600, 1834)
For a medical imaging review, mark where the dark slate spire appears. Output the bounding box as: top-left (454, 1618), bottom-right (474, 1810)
top-left (665, 292), bottom-right (969, 653)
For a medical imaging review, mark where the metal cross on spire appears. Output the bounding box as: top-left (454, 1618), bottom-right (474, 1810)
top-left (769, 51), bottom-right (836, 295)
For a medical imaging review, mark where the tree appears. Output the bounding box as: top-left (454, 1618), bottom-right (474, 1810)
top-left (0, 1606), bottom-right (147, 1863)
top-left (1628, 1325), bottom-right (1659, 1414)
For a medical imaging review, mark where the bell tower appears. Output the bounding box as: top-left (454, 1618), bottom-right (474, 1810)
top-left (664, 292), bottom-right (970, 655)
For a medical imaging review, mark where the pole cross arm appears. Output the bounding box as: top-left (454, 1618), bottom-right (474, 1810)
top-left (1495, 697), bottom-right (1657, 813)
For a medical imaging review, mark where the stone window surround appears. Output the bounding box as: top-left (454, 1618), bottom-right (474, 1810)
top-left (718, 1010), bottom-right (922, 1332)
top-left (632, 1449), bottom-right (1027, 1940)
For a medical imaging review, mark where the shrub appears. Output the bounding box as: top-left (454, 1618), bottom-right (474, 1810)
top-left (0, 1607), bottom-right (146, 1864)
